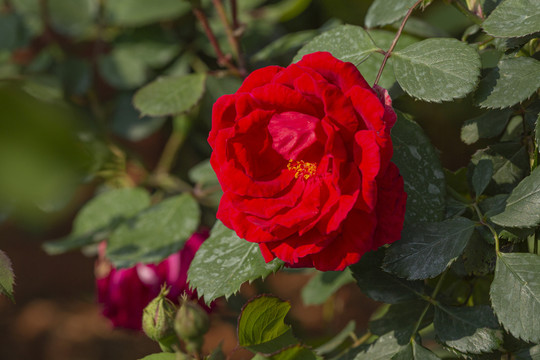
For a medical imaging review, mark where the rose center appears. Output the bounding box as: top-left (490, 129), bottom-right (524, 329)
top-left (287, 159), bottom-right (317, 180)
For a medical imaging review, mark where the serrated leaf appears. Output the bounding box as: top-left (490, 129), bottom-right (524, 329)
top-left (391, 112), bottom-right (446, 223)
top-left (315, 320), bottom-right (355, 355)
top-left (384, 217), bottom-right (476, 280)
top-left (472, 159), bottom-right (493, 197)
top-left (301, 270), bottom-right (354, 306)
top-left (0, 250), bottom-right (14, 302)
top-left (238, 296), bottom-right (298, 354)
top-left (350, 249), bottom-right (424, 304)
top-left (475, 57), bottom-right (540, 109)
top-left (492, 167), bottom-right (540, 227)
top-left (370, 302), bottom-right (432, 345)
top-left (293, 25), bottom-right (378, 66)
top-left (187, 221), bottom-right (284, 304)
top-left (462, 231), bottom-right (497, 275)
top-left (482, 0), bottom-right (540, 38)
top-left (365, 0), bottom-right (418, 28)
top-left (43, 188), bottom-right (151, 254)
top-left (434, 305), bottom-right (501, 354)
top-left (460, 109), bottom-right (512, 145)
top-left (391, 340), bottom-right (441, 360)
top-left (490, 252), bottom-right (540, 343)
top-left (354, 332), bottom-right (405, 360)
top-left (104, 0), bottom-right (191, 27)
top-left (392, 38), bottom-right (481, 102)
top-left (107, 193), bottom-right (200, 268)
top-left (134, 73), bottom-right (206, 117)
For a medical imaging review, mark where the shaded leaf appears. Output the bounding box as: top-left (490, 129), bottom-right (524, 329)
top-left (134, 73), bottom-right (206, 117)
top-left (350, 249), bottom-right (424, 304)
top-left (98, 47), bottom-right (148, 90)
top-left (253, 30), bottom-right (318, 62)
top-left (365, 0), bottom-right (418, 28)
top-left (391, 340), bottom-right (441, 360)
top-left (383, 217), bottom-right (476, 280)
top-left (104, 0), bottom-right (191, 26)
top-left (238, 295), bottom-right (298, 354)
top-left (301, 270), bottom-right (354, 306)
top-left (188, 221), bottom-right (284, 304)
top-left (107, 193), bottom-right (200, 268)
top-left (434, 305), bottom-right (501, 354)
top-left (48, 0), bottom-right (97, 37)
top-left (391, 112), bottom-right (446, 223)
top-left (0, 250), bottom-right (14, 302)
top-left (460, 109), bottom-right (512, 145)
top-left (354, 332), bottom-right (405, 360)
top-left (515, 344), bottom-right (540, 360)
top-left (111, 93), bottom-right (166, 141)
top-left (370, 302), bottom-right (432, 345)
top-left (462, 231), bottom-right (497, 275)
top-left (472, 159), bottom-right (493, 197)
top-left (482, 0), bottom-right (540, 38)
top-left (393, 38), bottom-right (481, 102)
top-left (475, 57), bottom-right (540, 109)
top-left (315, 320), bottom-right (355, 355)
top-left (490, 253), bottom-right (540, 343)
top-left (492, 167), bottom-right (540, 227)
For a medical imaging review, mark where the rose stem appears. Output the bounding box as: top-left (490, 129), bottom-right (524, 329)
top-left (373, 0), bottom-right (423, 86)
top-left (230, 0), bottom-right (239, 31)
top-left (191, 5), bottom-right (242, 76)
top-left (212, 0), bottom-right (247, 77)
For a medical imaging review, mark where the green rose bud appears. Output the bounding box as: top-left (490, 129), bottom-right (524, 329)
top-left (174, 296), bottom-right (209, 353)
top-left (142, 286), bottom-right (178, 351)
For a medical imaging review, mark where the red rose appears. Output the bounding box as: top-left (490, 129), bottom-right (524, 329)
top-left (208, 52), bottom-right (406, 271)
top-left (95, 231), bottom-right (209, 330)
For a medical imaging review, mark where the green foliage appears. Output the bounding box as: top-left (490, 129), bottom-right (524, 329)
top-left (314, 320), bottom-right (355, 355)
top-left (460, 109), bottom-right (512, 145)
top-left (392, 38), bottom-right (481, 102)
top-left (139, 353), bottom-right (177, 360)
top-left (472, 159), bottom-right (494, 198)
top-left (490, 253), bottom-right (540, 343)
top-left (301, 270), bottom-right (354, 305)
top-left (482, 0), bottom-right (540, 38)
top-left (355, 333), bottom-right (405, 360)
top-left (134, 73), bottom-right (207, 117)
top-left (391, 340), bottom-right (441, 359)
top-left (0, 250), bottom-right (15, 302)
top-left (187, 221), bottom-right (284, 304)
top-left (365, 0), bottom-right (418, 28)
top-left (370, 302), bottom-right (432, 344)
top-left (104, 0), bottom-right (191, 27)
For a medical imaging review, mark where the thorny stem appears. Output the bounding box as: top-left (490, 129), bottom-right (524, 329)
top-left (471, 203), bottom-right (501, 254)
top-left (410, 270), bottom-right (448, 339)
top-left (374, 0), bottom-right (423, 86)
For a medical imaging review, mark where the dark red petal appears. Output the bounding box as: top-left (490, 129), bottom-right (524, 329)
top-left (346, 86), bottom-right (385, 133)
top-left (237, 65), bottom-right (284, 92)
top-left (208, 94), bottom-right (237, 147)
top-left (354, 130), bottom-right (381, 212)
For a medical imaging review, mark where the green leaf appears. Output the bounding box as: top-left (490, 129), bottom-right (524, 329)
top-left (370, 302), bottom-right (432, 344)
top-left (315, 320), bottom-right (355, 355)
top-left (301, 270), bottom-right (354, 306)
top-left (462, 231), bottom-right (497, 275)
top-left (293, 25), bottom-right (378, 66)
top-left (268, 345), bottom-right (318, 360)
top-left (515, 344), bottom-right (540, 360)
top-left (350, 249), bottom-right (424, 304)
top-left (48, 0), bottom-right (97, 37)
top-left (188, 160), bottom-right (219, 187)
top-left (482, 0), bottom-right (540, 38)
top-left (392, 38), bottom-right (481, 102)
top-left (43, 188), bottom-right (151, 254)
top-left (365, 0), bottom-right (418, 28)
top-left (460, 109), bottom-right (512, 145)
top-left (104, 0), bottom-right (191, 27)
top-left (106, 193), bottom-right (200, 268)
top-left (391, 340), bottom-right (441, 360)
top-left (111, 93), bottom-right (166, 141)
top-left (354, 333), bottom-right (406, 360)
top-left (139, 353), bottom-right (176, 360)
top-left (0, 250), bottom-right (14, 302)
top-left (434, 305), bottom-right (501, 354)
top-left (252, 30), bottom-right (318, 62)
top-left (472, 159), bottom-right (493, 197)
top-left (492, 167), bottom-right (540, 227)
top-left (475, 57), bottom-right (540, 109)
top-left (98, 47), bottom-right (148, 90)
top-left (187, 221), bottom-right (284, 304)
top-left (0, 13), bottom-right (28, 51)
top-left (383, 217), bottom-right (476, 280)
top-left (238, 295), bottom-right (298, 354)
top-left (490, 253), bottom-right (540, 343)
top-left (391, 112), bottom-right (446, 223)
top-left (134, 73), bottom-right (206, 117)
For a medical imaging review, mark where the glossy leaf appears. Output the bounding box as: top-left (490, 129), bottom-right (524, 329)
top-left (107, 193), bottom-right (200, 268)
top-left (238, 295), bottom-right (298, 354)
top-left (434, 305), bottom-right (501, 354)
top-left (383, 217), bottom-right (476, 280)
top-left (460, 109), bottom-right (512, 145)
top-left (301, 270), bottom-right (354, 306)
top-left (365, 0), bottom-right (418, 28)
top-left (492, 167), bottom-right (540, 227)
top-left (188, 221), bottom-right (284, 304)
top-left (482, 0), bottom-right (540, 38)
top-left (490, 253), bottom-right (540, 343)
top-left (391, 340), bottom-right (441, 360)
top-left (354, 332), bottom-right (405, 360)
top-left (350, 249), bottom-right (424, 304)
top-left (475, 57), bottom-right (540, 109)
top-left (391, 112), bottom-right (446, 223)
top-left (393, 38), bottom-right (481, 102)
top-left (0, 250), bottom-right (14, 302)
top-left (472, 159), bottom-right (493, 197)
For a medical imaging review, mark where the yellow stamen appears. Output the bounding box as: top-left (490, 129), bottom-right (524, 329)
top-left (287, 159), bottom-right (317, 180)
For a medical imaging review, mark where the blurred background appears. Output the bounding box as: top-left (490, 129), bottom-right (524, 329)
top-left (0, 0), bottom-right (483, 358)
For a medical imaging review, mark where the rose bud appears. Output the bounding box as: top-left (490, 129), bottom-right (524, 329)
top-left (208, 51), bottom-right (407, 271)
top-left (174, 297), bottom-right (210, 353)
top-left (142, 286), bottom-right (178, 351)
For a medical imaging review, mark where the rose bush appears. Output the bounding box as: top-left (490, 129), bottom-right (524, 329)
top-left (95, 231), bottom-right (208, 330)
top-left (209, 51), bottom-right (407, 271)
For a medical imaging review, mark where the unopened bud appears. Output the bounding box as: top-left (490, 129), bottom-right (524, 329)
top-left (142, 286), bottom-right (178, 350)
top-left (174, 296), bottom-right (209, 347)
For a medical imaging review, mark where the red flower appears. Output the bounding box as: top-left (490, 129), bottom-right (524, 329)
top-left (95, 231), bottom-right (208, 330)
top-left (209, 52), bottom-right (407, 271)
